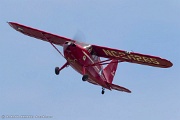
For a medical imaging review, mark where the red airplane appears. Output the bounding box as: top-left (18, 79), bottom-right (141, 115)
top-left (8, 22), bottom-right (173, 94)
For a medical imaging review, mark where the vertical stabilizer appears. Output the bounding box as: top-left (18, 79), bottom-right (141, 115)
top-left (103, 59), bottom-right (118, 83)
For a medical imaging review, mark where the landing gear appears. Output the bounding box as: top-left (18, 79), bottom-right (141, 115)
top-left (82, 74), bottom-right (88, 81)
top-left (101, 88), bottom-right (105, 94)
top-left (55, 62), bottom-right (69, 75)
top-left (55, 67), bottom-right (60, 75)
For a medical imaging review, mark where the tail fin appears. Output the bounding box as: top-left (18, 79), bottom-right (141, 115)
top-left (103, 59), bottom-right (118, 83)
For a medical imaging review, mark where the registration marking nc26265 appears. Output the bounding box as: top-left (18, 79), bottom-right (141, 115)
top-left (102, 49), bottom-right (160, 65)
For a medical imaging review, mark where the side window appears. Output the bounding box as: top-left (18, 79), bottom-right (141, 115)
top-left (84, 45), bottom-right (92, 54)
top-left (88, 47), bottom-right (92, 53)
top-left (92, 55), bottom-right (98, 60)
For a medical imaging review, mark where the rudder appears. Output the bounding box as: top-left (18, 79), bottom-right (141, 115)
top-left (102, 59), bottom-right (118, 83)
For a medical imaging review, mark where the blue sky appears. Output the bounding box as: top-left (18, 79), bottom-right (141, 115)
top-left (0, 0), bottom-right (180, 120)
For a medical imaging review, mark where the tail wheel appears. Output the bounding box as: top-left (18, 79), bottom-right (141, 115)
top-left (101, 88), bottom-right (105, 94)
top-left (55, 67), bottom-right (60, 75)
top-left (82, 74), bottom-right (88, 81)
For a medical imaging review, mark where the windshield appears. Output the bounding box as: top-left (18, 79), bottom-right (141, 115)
top-left (83, 45), bottom-right (92, 53)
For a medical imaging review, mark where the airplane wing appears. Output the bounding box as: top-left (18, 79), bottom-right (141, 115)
top-left (91, 45), bottom-right (173, 68)
top-left (8, 22), bottom-right (74, 46)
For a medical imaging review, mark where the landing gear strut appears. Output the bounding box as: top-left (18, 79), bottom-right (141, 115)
top-left (82, 74), bottom-right (88, 81)
top-left (101, 88), bottom-right (105, 94)
top-left (55, 62), bottom-right (69, 75)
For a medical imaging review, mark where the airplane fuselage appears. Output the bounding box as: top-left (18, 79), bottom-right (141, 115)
top-left (63, 42), bottom-right (111, 90)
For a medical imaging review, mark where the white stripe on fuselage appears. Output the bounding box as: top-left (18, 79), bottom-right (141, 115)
top-left (82, 51), bottom-right (107, 85)
top-left (82, 51), bottom-right (100, 72)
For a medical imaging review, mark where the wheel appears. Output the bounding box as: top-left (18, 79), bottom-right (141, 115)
top-left (55, 67), bottom-right (60, 75)
top-left (101, 90), bottom-right (105, 94)
top-left (82, 74), bottom-right (88, 81)
top-left (101, 88), bottom-right (105, 94)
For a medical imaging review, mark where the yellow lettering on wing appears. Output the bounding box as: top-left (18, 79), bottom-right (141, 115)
top-left (129, 55), bottom-right (137, 61)
top-left (102, 49), bottom-right (160, 65)
top-left (102, 49), bottom-right (113, 56)
top-left (150, 58), bottom-right (160, 64)
top-left (134, 55), bottom-right (144, 62)
top-left (142, 57), bottom-right (152, 63)
top-left (111, 51), bottom-right (119, 57)
top-left (118, 52), bottom-right (129, 60)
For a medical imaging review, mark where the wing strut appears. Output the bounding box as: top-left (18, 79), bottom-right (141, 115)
top-left (40, 33), bottom-right (69, 75)
top-left (41, 33), bottom-right (65, 58)
top-left (85, 59), bottom-right (124, 67)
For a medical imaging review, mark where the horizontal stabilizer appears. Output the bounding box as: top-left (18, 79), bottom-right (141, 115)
top-left (109, 83), bottom-right (131, 93)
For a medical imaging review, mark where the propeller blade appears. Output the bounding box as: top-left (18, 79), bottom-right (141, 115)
top-left (73, 30), bottom-right (86, 44)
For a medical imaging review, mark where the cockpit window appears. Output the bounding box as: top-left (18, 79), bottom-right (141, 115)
top-left (83, 45), bottom-right (92, 53)
top-left (65, 41), bottom-right (72, 45)
top-left (92, 54), bottom-right (98, 60)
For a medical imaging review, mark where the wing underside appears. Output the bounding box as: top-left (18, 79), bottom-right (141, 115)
top-left (8, 22), bottom-right (172, 68)
top-left (92, 45), bottom-right (172, 68)
top-left (8, 22), bottom-right (74, 46)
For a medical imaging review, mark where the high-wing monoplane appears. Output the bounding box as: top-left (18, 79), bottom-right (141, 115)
top-left (8, 22), bottom-right (173, 94)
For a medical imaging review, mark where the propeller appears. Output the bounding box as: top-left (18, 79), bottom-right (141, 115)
top-left (73, 30), bottom-right (86, 44)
